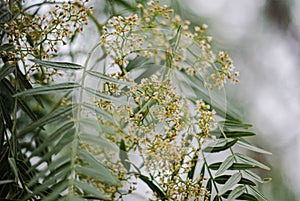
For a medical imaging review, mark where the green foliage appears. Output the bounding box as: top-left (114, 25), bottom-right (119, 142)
top-left (0, 0), bottom-right (271, 200)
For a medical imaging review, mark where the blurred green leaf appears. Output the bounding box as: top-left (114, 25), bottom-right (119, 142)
top-left (82, 103), bottom-right (117, 124)
top-left (119, 139), bottom-right (130, 172)
top-left (0, 180), bottom-right (14, 185)
top-left (77, 150), bottom-right (119, 185)
top-left (14, 82), bottom-right (80, 97)
top-left (0, 44), bottom-right (14, 53)
top-left (187, 151), bottom-right (198, 180)
top-left (80, 133), bottom-right (115, 150)
top-left (133, 63), bottom-right (163, 84)
top-left (86, 70), bottom-right (135, 86)
top-left (74, 180), bottom-right (109, 200)
top-left (75, 166), bottom-right (118, 186)
top-left (84, 87), bottom-right (136, 106)
top-left (0, 63), bottom-right (15, 81)
top-left (30, 59), bottom-right (83, 70)
top-left (0, 94), bottom-right (13, 131)
top-left (42, 180), bottom-right (68, 201)
top-left (219, 120), bottom-right (252, 129)
top-left (27, 122), bottom-right (73, 160)
top-left (8, 158), bottom-right (18, 182)
top-left (19, 104), bottom-right (74, 135)
top-left (126, 57), bottom-right (149, 71)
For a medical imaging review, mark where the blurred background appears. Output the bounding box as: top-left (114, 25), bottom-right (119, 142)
top-left (71, 0), bottom-right (300, 200)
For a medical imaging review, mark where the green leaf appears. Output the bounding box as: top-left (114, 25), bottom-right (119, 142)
top-left (178, 70), bottom-right (240, 120)
top-left (0, 94), bottom-right (13, 130)
top-left (76, 150), bottom-right (119, 185)
top-left (81, 102), bottom-right (117, 125)
top-left (126, 57), bottom-right (149, 71)
top-left (199, 163), bottom-right (205, 185)
top-left (113, 0), bottom-right (135, 10)
top-left (243, 170), bottom-right (265, 183)
top-left (133, 63), bottom-right (163, 83)
top-left (0, 44), bottom-right (15, 53)
top-left (236, 153), bottom-right (271, 170)
top-left (215, 156), bottom-right (234, 176)
top-left (28, 122), bottom-right (74, 160)
top-left (78, 118), bottom-right (118, 136)
top-left (205, 179), bottom-right (212, 200)
top-left (214, 175), bottom-right (256, 186)
top-left (13, 82), bottom-right (81, 97)
top-left (15, 68), bottom-right (33, 90)
top-left (203, 138), bottom-right (238, 153)
top-left (28, 137), bottom-right (73, 174)
top-left (210, 130), bottom-right (256, 138)
top-left (30, 59), bottom-right (83, 70)
top-left (227, 185), bottom-right (245, 201)
top-left (74, 180), bottom-right (109, 200)
top-left (138, 174), bottom-right (166, 199)
top-left (8, 158), bottom-right (19, 182)
top-left (209, 163), bottom-right (258, 170)
top-left (237, 140), bottom-right (272, 155)
top-left (0, 63), bottom-right (15, 81)
top-left (60, 196), bottom-right (86, 201)
top-left (249, 185), bottom-right (268, 201)
top-left (119, 139), bottom-right (130, 172)
top-left (42, 180), bottom-right (68, 201)
top-left (228, 163), bottom-right (259, 170)
top-left (80, 133), bottom-right (115, 150)
top-left (169, 25), bottom-right (182, 53)
top-left (27, 154), bottom-right (70, 187)
top-left (206, 138), bottom-right (227, 147)
top-left (244, 172), bottom-right (271, 185)
top-left (238, 193), bottom-right (259, 201)
top-left (1, 77), bottom-right (39, 112)
top-left (19, 104), bottom-right (74, 135)
top-left (0, 179), bottom-right (14, 185)
top-left (86, 70), bottom-right (135, 86)
top-left (219, 120), bottom-right (252, 129)
top-left (222, 191), bottom-right (259, 201)
top-left (213, 195), bottom-right (221, 201)
top-left (17, 98), bottom-right (38, 121)
top-left (84, 87), bottom-right (136, 106)
top-left (187, 151), bottom-right (199, 180)
top-left (218, 173), bottom-right (241, 196)
top-left (76, 166), bottom-right (119, 185)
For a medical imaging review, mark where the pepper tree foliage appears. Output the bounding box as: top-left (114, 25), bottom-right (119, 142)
top-left (0, 0), bottom-right (271, 200)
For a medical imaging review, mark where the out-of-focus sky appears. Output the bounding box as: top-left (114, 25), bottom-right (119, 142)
top-left (184, 0), bottom-right (300, 199)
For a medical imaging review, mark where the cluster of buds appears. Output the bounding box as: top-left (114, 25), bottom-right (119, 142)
top-left (196, 99), bottom-right (216, 135)
top-left (95, 0), bottom-right (240, 200)
top-left (2, 0), bottom-right (92, 83)
top-left (93, 70), bottom-right (216, 200)
top-left (101, 0), bottom-right (239, 89)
